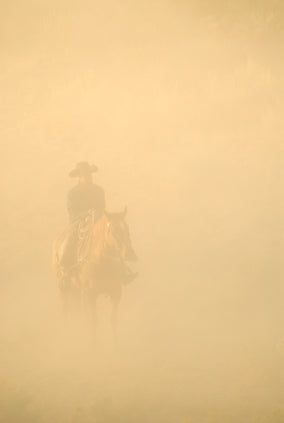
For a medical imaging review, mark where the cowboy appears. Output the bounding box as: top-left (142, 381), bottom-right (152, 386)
top-left (60, 161), bottom-right (105, 276)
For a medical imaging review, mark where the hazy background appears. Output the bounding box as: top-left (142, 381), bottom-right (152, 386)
top-left (1, 1), bottom-right (283, 422)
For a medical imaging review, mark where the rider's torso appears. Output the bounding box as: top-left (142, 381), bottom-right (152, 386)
top-left (67, 183), bottom-right (105, 222)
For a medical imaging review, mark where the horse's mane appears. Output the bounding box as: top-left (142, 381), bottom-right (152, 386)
top-left (82, 214), bottom-right (110, 263)
top-left (88, 212), bottom-right (127, 263)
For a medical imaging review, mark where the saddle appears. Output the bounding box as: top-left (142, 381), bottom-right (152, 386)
top-left (53, 210), bottom-right (96, 271)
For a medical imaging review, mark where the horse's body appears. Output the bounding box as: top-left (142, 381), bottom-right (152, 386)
top-left (53, 209), bottom-right (137, 338)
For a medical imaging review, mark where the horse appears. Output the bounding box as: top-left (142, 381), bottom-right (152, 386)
top-left (52, 208), bottom-right (138, 339)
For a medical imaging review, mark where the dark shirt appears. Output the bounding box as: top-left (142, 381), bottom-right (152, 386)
top-left (67, 183), bottom-right (105, 222)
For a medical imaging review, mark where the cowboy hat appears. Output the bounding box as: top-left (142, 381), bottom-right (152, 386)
top-left (69, 161), bottom-right (98, 177)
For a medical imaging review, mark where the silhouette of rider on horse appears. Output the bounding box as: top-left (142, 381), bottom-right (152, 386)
top-left (60, 161), bottom-right (136, 284)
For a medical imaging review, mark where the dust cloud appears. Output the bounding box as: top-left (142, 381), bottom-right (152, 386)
top-left (1, 1), bottom-right (283, 422)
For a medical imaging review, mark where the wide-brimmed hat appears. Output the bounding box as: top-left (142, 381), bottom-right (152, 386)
top-left (69, 161), bottom-right (98, 177)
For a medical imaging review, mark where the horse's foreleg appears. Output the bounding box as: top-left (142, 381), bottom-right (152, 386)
top-left (110, 299), bottom-right (119, 347)
top-left (88, 292), bottom-right (98, 344)
top-left (91, 296), bottom-right (98, 344)
top-left (82, 289), bottom-right (98, 343)
top-left (58, 279), bottom-right (71, 316)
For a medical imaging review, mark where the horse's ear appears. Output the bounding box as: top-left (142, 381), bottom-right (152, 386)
top-left (123, 206), bottom-right (127, 218)
top-left (104, 210), bottom-right (111, 219)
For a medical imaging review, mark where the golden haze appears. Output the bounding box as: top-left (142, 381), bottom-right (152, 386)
top-left (0, 1), bottom-right (283, 422)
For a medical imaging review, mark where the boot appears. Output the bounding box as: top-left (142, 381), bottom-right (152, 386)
top-left (123, 265), bottom-right (138, 284)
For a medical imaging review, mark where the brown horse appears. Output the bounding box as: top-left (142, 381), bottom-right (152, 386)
top-left (53, 208), bottom-right (138, 338)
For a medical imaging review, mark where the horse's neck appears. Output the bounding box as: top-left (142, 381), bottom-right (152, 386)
top-left (90, 216), bottom-right (110, 263)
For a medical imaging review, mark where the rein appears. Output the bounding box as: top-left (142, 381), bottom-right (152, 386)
top-left (77, 210), bottom-right (96, 264)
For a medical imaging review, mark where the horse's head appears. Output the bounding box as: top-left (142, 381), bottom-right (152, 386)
top-left (103, 207), bottom-right (138, 262)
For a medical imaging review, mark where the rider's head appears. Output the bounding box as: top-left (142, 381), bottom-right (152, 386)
top-left (79, 171), bottom-right (93, 185)
top-left (69, 162), bottom-right (98, 185)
